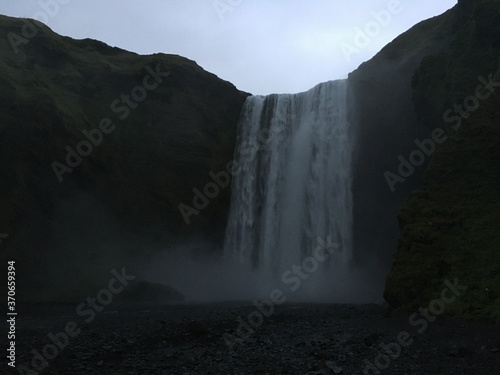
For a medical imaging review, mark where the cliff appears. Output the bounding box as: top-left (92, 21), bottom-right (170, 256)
top-left (0, 15), bottom-right (248, 301)
top-left (383, 0), bottom-right (500, 322)
top-left (348, 3), bottom-right (458, 287)
top-left (349, 0), bottom-right (500, 322)
top-left (2, 0), bottom-right (499, 312)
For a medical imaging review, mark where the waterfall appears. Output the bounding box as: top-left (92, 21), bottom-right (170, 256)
top-left (223, 80), bottom-right (353, 299)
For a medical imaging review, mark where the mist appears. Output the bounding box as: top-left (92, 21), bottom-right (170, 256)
top-left (136, 241), bottom-right (385, 304)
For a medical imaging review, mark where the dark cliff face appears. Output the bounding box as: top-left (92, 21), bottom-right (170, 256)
top-left (347, 7), bottom-right (456, 277)
top-left (384, 0), bottom-right (500, 322)
top-left (349, 0), bottom-right (500, 321)
top-left (0, 15), bottom-right (248, 301)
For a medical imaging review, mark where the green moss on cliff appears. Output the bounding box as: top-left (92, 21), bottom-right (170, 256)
top-left (385, 0), bottom-right (500, 323)
top-left (0, 15), bottom-right (248, 301)
top-left (386, 90), bottom-right (500, 322)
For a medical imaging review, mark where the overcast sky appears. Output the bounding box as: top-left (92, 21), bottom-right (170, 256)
top-left (1, 0), bottom-right (457, 95)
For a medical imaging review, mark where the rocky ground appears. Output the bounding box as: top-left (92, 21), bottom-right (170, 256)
top-left (2, 302), bottom-right (499, 374)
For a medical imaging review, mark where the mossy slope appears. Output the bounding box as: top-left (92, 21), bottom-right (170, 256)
top-left (384, 0), bottom-right (500, 322)
top-left (0, 15), bottom-right (248, 300)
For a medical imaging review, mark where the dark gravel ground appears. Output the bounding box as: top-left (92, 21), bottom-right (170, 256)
top-left (2, 302), bottom-right (499, 374)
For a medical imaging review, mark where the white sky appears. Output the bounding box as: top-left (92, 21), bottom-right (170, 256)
top-left (0, 0), bottom-right (457, 95)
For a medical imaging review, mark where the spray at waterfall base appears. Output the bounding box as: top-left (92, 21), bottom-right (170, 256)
top-left (167, 81), bottom-right (385, 303)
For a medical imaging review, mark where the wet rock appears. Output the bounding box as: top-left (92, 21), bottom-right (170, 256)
top-left (447, 346), bottom-right (472, 358)
top-left (363, 333), bottom-right (382, 347)
top-left (186, 320), bottom-right (209, 336)
top-left (326, 361), bottom-right (343, 374)
top-left (314, 350), bottom-right (330, 360)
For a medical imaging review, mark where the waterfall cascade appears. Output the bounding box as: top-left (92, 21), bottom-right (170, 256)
top-left (224, 80), bottom-right (353, 299)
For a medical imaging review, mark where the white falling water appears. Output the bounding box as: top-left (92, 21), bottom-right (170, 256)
top-left (223, 80), bottom-right (354, 301)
